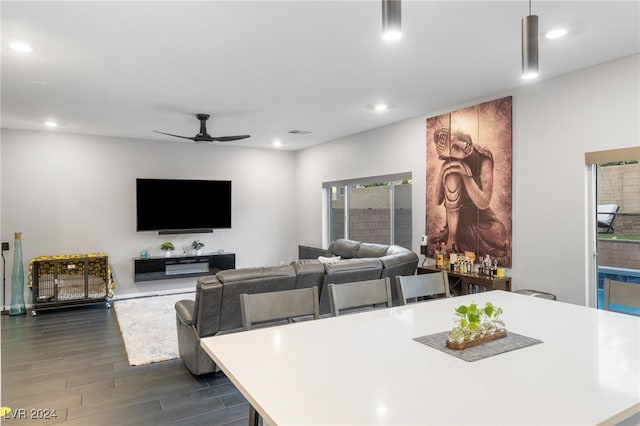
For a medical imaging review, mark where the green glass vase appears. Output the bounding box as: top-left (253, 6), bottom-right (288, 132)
top-left (10, 232), bottom-right (26, 316)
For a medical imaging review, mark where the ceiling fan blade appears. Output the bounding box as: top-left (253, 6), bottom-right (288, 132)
top-left (154, 130), bottom-right (196, 141)
top-left (211, 135), bottom-right (251, 142)
top-left (154, 115), bottom-right (250, 144)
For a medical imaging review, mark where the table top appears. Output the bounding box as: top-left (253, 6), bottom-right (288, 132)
top-left (201, 290), bottom-right (640, 426)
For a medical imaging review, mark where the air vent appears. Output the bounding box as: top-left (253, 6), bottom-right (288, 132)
top-left (288, 130), bottom-right (312, 135)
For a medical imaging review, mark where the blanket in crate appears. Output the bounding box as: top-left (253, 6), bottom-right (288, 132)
top-left (28, 252), bottom-right (115, 298)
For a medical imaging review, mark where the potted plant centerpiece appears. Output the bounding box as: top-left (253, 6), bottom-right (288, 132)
top-left (192, 240), bottom-right (205, 256)
top-left (446, 301), bottom-right (506, 350)
top-left (160, 242), bottom-right (175, 257)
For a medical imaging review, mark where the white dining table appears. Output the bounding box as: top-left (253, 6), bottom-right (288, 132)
top-left (200, 290), bottom-right (640, 426)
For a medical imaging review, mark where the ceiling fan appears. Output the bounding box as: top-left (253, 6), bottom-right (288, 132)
top-left (154, 114), bottom-right (250, 143)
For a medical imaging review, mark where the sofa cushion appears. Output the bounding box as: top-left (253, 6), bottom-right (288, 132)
top-left (291, 259), bottom-right (326, 291)
top-left (357, 242), bottom-right (390, 258)
top-left (217, 265), bottom-right (294, 283)
top-left (218, 265), bottom-right (297, 331)
top-left (318, 255), bottom-right (341, 264)
top-left (385, 244), bottom-right (410, 255)
top-left (328, 239), bottom-right (361, 258)
top-left (323, 257), bottom-right (382, 275)
top-left (320, 258), bottom-right (384, 314)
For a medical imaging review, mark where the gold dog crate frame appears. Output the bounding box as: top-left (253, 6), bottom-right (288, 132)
top-left (30, 254), bottom-right (112, 316)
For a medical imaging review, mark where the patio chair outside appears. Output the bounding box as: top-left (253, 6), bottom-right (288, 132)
top-left (597, 204), bottom-right (619, 233)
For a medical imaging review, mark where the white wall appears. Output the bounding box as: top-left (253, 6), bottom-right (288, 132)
top-left (1, 130), bottom-right (298, 299)
top-left (2, 55), bottom-right (638, 307)
top-left (296, 54), bottom-right (640, 305)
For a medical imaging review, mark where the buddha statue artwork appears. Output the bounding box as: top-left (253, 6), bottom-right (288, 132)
top-left (426, 96), bottom-right (512, 268)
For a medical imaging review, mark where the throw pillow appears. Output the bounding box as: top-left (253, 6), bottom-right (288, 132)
top-left (317, 256), bottom-right (341, 264)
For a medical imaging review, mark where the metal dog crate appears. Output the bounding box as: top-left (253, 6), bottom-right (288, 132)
top-left (30, 254), bottom-right (112, 315)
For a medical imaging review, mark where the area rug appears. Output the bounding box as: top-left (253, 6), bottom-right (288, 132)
top-left (114, 292), bottom-right (194, 366)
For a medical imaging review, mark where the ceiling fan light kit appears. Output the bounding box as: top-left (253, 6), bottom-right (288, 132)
top-left (154, 114), bottom-right (250, 143)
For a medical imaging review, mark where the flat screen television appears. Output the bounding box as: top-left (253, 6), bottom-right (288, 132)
top-left (136, 178), bottom-right (231, 233)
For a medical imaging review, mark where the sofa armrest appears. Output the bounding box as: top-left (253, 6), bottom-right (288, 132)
top-left (379, 251), bottom-right (419, 270)
top-left (175, 300), bottom-right (195, 326)
top-left (328, 239), bottom-right (361, 258)
top-left (357, 242), bottom-right (390, 258)
top-left (194, 278), bottom-right (224, 337)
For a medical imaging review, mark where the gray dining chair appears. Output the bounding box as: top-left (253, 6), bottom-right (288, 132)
top-left (604, 278), bottom-right (640, 314)
top-left (396, 271), bottom-right (451, 305)
top-left (240, 286), bottom-right (320, 330)
top-left (328, 277), bottom-right (392, 317)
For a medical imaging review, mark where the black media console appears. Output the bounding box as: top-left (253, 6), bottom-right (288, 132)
top-left (133, 253), bottom-right (235, 282)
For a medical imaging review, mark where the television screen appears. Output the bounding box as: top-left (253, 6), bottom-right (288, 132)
top-left (136, 178), bottom-right (231, 232)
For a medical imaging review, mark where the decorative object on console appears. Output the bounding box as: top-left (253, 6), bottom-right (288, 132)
top-left (10, 232), bottom-right (26, 316)
top-left (191, 240), bottom-right (205, 255)
top-left (160, 242), bottom-right (175, 257)
top-left (446, 301), bottom-right (505, 350)
top-left (139, 248), bottom-right (151, 259)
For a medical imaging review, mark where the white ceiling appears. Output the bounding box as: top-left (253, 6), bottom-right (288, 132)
top-left (2, 1), bottom-right (639, 151)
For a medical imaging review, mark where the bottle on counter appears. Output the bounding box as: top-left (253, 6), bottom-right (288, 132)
top-left (482, 255), bottom-right (491, 275)
top-left (449, 243), bottom-right (458, 265)
top-left (440, 242), bottom-right (448, 269)
top-left (435, 239), bottom-right (443, 268)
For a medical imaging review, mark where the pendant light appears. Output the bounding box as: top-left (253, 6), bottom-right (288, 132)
top-left (521, 0), bottom-right (539, 79)
top-left (382, 0), bottom-right (401, 41)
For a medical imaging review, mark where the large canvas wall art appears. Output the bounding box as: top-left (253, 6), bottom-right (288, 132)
top-left (426, 96), bottom-right (512, 267)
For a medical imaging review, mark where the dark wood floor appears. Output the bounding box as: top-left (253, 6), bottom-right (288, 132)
top-left (1, 305), bottom-right (249, 425)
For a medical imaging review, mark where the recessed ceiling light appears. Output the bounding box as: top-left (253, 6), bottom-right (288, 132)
top-left (44, 121), bottom-right (58, 128)
top-left (545, 28), bottom-right (567, 39)
top-left (374, 103), bottom-right (388, 112)
top-left (273, 140), bottom-right (282, 148)
top-left (10, 42), bottom-right (33, 53)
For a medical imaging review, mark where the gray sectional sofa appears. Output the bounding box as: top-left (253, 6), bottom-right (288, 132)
top-left (175, 239), bottom-right (418, 375)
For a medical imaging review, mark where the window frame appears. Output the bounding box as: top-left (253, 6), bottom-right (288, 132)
top-left (323, 172), bottom-right (412, 247)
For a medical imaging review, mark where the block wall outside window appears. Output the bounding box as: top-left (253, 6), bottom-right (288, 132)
top-left (327, 176), bottom-right (412, 249)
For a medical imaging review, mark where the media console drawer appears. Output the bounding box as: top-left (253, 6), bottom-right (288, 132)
top-left (133, 253), bottom-right (235, 282)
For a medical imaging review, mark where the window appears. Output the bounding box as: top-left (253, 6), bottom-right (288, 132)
top-left (585, 147), bottom-right (640, 313)
top-left (324, 173), bottom-right (412, 249)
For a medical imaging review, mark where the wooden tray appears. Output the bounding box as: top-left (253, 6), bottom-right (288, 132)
top-left (446, 329), bottom-right (507, 350)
